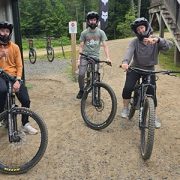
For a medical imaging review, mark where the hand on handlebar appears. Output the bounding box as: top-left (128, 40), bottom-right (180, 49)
top-left (120, 63), bottom-right (129, 70)
top-left (105, 58), bottom-right (111, 66)
top-left (106, 60), bottom-right (112, 66)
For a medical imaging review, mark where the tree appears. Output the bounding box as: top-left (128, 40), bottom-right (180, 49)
top-left (19, 0), bottom-right (150, 39)
top-left (116, 4), bottom-right (136, 38)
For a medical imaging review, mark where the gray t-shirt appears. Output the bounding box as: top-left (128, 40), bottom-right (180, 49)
top-left (80, 27), bottom-right (107, 58)
top-left (122, 37), bottom-right (173, 70)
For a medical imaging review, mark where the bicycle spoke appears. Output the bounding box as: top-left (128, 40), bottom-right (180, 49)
top-left (0, 108), bottom-right (48, 174)
top-left (81, 83), bottom-right (117, 130)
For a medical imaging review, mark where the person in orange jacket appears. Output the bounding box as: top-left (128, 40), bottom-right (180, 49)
top-left (0, 21), bottom-right (37, 134)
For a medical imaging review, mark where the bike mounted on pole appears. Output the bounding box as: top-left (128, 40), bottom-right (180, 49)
top-left (80, 53), bottom-right (117, 130)
top-left (28, 38), bottom-right (37, 64)
top-left (126, 66), bottom-right (180, 160)
top-left (44, 36), bottom-right (55, 62)
top-left (0, 69), bottom-right (48, 174)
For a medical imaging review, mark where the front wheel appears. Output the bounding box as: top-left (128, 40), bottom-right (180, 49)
top-left (47, 47), bottom-right (54, 62)
top-left (0, 107), bottom-right (48, 174)
top-left (81, 82), bottom-right (117, 130)
top-left (140, 96), bottom-right (155, 160)
top-left (29, 48), bottom-right (37, 64)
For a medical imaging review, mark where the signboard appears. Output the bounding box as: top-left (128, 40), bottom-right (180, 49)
top-left (99, 0), bottom-right (109, 30)
top-left (69, 21), bottom-right (77, 34)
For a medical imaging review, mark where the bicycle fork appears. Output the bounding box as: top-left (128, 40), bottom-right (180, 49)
top-left (7, 93), bottom-right (20, 143)
top-left (92, 72), bottom-right (101, 107)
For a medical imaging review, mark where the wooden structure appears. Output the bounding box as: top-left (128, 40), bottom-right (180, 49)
top-left (149, 0), bottom-right (180, 65)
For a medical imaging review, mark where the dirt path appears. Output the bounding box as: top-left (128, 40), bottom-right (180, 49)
top-left (1, 36), bottom-right (180, 179)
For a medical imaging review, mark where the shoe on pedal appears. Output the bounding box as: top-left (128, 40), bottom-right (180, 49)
top-left (155, 117), bottom-right (161, 129)
top-left (22, 123), bottom-right (38, 135)
top-left (76, 90), bottom-right (84, 99)
top-left (121, 108), bottom-right (129, 118)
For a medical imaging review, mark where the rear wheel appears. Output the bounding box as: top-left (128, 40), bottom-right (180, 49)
top-left (47, 47), bottom-right (54, 62)
top-left (81, 82), bottom-right (117, 130)
top-left (0, 107), bottom-right (48, 174)
top-left (140, 97), bottom-right (155, 160)
top-left (29, 48), bottom-right (37, 64)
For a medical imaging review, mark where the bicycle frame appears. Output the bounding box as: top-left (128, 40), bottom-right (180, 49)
top-left (85, 61), bottom-right (101, 107)
top-left (7, 81), bottom-right (18, 142)
top-left (136, 74), bottom-right (156, 128)
top-left (80, 53), bottom-right (111, 107)
top-left (0, 71), bottom-right (19, 143)
top-left (46, 37), bottom-right (52, 49)
top-left (28, 39), bottom-right (34, 50)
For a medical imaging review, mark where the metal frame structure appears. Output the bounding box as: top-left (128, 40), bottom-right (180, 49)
top-left (149, 0), bottom-right (180, 65)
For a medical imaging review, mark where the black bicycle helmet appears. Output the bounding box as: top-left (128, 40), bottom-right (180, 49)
top-left (131, 17), bottom-right (153, 41)
top-left (86, 11), bottom-right (99, 29)
top-left (0, 21), bottom-right (13, 45)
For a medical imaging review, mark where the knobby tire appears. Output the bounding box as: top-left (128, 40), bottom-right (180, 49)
top-left (0, 107), bottom-right (48, 174)
top-left (140, 97), bottom-right (155, 160)
top-left (29, 48), bottom-right (37, 64)
top-left (81, 82), bottom-right (117, 130)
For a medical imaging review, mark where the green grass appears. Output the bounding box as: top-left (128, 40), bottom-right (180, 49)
top-left (159, 47), bottom-right (180, 76)
top-left (22, 36), bottom-right (71, 50)
top-left (159, 48), bottom-right (180, 69)
top-left (24, 50), bottom-right (72, 61)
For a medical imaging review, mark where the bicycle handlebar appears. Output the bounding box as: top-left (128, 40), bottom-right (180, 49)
top-left (0, 68), bottom-right (17, 82)
top-left (80, 53), bottom-right (112, 66)
top-left (120, 65), bottom-right (180, 76)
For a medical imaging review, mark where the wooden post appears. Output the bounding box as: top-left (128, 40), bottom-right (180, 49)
top-left (159, 14), bottom-right (165, 38)
top-left (174, 47), bottom-right (180, 66)
top-left (138, 0), bottom-right (141, 18)
top-left (71, 33), bottom-right (77, 79)
top-left (69, 21), bottom-right (77, 80)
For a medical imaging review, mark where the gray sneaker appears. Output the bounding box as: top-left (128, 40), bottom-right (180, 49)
top-left (155, 117), bottom-right (161, 129)
top-left (121, 108), bottom-right (129, 118)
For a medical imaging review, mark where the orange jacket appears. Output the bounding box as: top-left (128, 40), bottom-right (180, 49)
top-left (0, 41), bottom-right (22, 79)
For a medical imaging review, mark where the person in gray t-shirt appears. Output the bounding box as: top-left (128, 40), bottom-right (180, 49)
top-left (120, 17), bottom-right (173, 128)
top-left (76, 11), bottom-right (111, 99)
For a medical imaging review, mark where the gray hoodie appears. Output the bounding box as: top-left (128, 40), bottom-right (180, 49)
top-left (122, 37), bottom-right (173, 70)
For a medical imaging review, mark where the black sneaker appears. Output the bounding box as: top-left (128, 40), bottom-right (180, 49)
top-left (76, 90), bottom-right (84, 99)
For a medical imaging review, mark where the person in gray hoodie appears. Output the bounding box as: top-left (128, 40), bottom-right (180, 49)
top-left (120, 17), bottom-right (173, 128)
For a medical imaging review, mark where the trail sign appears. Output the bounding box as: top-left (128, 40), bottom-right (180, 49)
top-left (69, 21), bottom-right (77, 34)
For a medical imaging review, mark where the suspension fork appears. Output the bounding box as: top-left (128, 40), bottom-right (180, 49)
top-left (7, 83), bottom-right (14, 142)
top-left (92, 67), bottom-right (101, 106)
top-left (139, 75), bottom-right (155, 128)
top-left (7, 83), bottom-right (19, 143)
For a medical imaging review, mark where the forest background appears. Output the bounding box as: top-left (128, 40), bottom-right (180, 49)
top-left (19, 0), bottom-right (151, 47)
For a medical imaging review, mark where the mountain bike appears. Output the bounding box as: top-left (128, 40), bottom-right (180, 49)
top-left (80, 53), bottom-right (117, 130)
top-left (45, 36), bottom-right (54, 62)
top-left (0, 69), bottom-right (48, 174)
top-left (127, 67), bottom-right (180, 160)
top-left (28, 38), bottom-right (37, 64)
